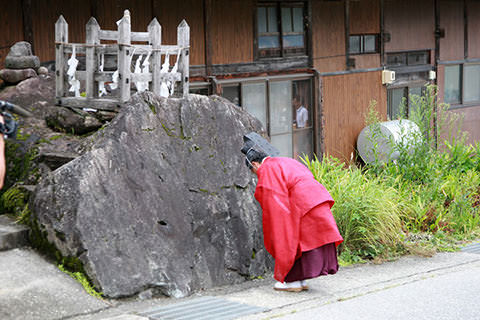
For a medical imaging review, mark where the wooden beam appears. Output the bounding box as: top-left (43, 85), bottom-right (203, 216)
top-left (21, 0), bottom-right (34, 52)
top-left (189, 56), bottom-right (309, 77)
top-left (148, 18), bottom-right (162, 95)
top-left (380, 0), bottom-right (385, 67)
top-left (86, 17), bottom-right (100, 99)
top-left (177, 20), bottom-right (190, 96)
top-left (307, 0), bottom-right (313, 68)
top-left (252, 0), bottom-right (259, 61)
top-left (434, 0), bottom-right (440, 85)
top-left (55, 16), bottom-right (68, 99)
top-left (464, 0), bottom-right (468, 60)
top-left (204, 0), bottom-right (213, 76)
top-left (314, 69), bottom-right (323, 158)
top-left (344, 0), bottom-right (351, 70)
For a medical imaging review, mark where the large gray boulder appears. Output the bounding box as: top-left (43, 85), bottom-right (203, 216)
top-left (31, 92), bottom-right (271, 298)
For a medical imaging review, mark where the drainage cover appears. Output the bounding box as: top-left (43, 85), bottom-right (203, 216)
top-left (140, 296), bottom-right (267, 320)
top-left (461, 242), bottom-right (480, 254)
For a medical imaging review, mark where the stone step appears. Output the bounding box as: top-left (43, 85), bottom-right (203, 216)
top-left (0, 215), bottom-right (29, 251)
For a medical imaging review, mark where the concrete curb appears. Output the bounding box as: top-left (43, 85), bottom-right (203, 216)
top-left (0, 215), bottom-right (29, 251)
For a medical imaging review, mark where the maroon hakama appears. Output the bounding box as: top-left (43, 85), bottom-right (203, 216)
top-left (284, 243), bottom-right (339, 282)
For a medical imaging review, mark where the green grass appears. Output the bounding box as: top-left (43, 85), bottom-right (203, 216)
top-left (58, 264), bottom-right (103, 299)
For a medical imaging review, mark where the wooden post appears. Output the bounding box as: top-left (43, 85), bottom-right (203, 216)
top-left (86, 17), bottom-right (100, 99)
top-left (344, 0), bottom-right (351, 70)
top-left (118, 10), bottom-right (132, 103)
top-left (177, 20), bottom-right (190, 97)
top-left (204, 0), bottom-right (213, 76)
top-left (21, 0), bottom-right (34, 54)
top-left (55, 15), bottom-right (68, 101)
top-left (148, 18), bottom-right (161, 95)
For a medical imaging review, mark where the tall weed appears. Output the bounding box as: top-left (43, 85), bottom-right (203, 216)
top-left (305, 84), bottom-right (480, 262)
top-left (303, 156), bottom-right (405, 261)
top-left (363, 84), bottom-right (480, 239)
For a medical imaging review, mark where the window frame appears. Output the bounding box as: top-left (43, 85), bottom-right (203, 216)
top-left (387, 84), bottom-right (427, 120)
top-left (444, 63), bottom-right (480, 107)
top-left (218, 74), bottom-right (315, 159)
top-left (386, 50), bottom-right (431, 68)
top-left (348, 34), bottom-right (379, 55)
top-left (255, 1), bottom-right (307, 59)
top-left (463, 63), bottom-right (480, 105)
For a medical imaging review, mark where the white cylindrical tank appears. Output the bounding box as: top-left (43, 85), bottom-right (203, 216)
top-left (357, 119), bottom-right (421, 164)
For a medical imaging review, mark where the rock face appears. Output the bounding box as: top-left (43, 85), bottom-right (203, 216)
top-left (32, 92), bottom-right (271, 298)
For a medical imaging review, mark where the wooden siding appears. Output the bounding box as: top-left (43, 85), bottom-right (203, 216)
top-left (153, 0), bottom-right (205, 66)
top-left (322, 71), bottom-right (387, 161)
top-left (448, 106), bottom-right (480, 145)
top-left (4, 0), bottom-right (202, 66)
top-left (312, 1), bottom-right (345, 72)
top-left (95, 0), bottom-right (152, 32)
top-left (437, 64), bottom-right (445, 103)
top-left (209, 0), bottom-right (253, 65)
top-left (468, 0), bottom-right (480, 59)
top-left (384, 0), bottom-right (435, 52)
top-left (439, 0), bottom-right (464, 61)
top-left (0, 0), bottom-right (24, 69)
top-left (30, 0), bottom-right (92, 63)
top-left (350, 0), bottom-right (380, 34)
top-left (352, 54), bottom-right (380, 70)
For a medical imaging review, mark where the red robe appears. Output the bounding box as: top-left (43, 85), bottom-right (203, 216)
top-left (254, 157), bottom-right (343, 282)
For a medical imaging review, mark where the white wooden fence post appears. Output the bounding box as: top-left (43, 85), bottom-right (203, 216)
top-left (55, 15), bottom-right (68, 101)
top-left (177, 20), bottom-right (190, 97)
top-left (86, 17), bottom-right (100, 99)
top-left (118, 10), bottom-right (132, 103)
top-left (148, 18), bottom-right (161, 96)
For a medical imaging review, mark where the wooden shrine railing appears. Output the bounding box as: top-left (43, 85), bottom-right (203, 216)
top-left (55, 10), bottom-right (190, 111)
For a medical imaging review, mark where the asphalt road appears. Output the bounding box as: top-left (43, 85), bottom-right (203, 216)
top-left (275, 259), bottom-right (480, 320)
top-left (2, 247), bottom-right (480, 320)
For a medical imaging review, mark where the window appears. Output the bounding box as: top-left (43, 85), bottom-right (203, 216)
top-left (387, 86), bottom-right (426, 120)
top-left (221, 77), bottom-right (313, 160)
top-left (386, 51), bottom-right (430, 67)
top-left (444, 65), bottom-right (461, 104)
top-left (257, 2), bottom-right (306, 58)
top-left (444, 63), bottom-right (480, 106)
top-left (222, 85), bottom-right (241, 106)
top-left (349, 35), bottom-right (379, 54)
top-left (464, 64), bottom-right (480, 104)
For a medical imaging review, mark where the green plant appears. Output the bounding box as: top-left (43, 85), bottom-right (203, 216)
top-left (303, 155), bottom-right (406, 260)
top-left (58, 264), bottom-right (103, 299)
top-left (0, 187), bottom-right (27, 214)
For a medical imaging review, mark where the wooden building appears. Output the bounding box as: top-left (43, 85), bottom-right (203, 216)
top-left (1, 0), bottom-right (479, 161)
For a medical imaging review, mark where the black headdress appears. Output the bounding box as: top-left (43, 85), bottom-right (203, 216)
top-left (240, 132), bottom-right (279, 169)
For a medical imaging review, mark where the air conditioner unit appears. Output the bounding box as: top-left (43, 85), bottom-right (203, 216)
top-left (382, 70), bottom-right (395, 84)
